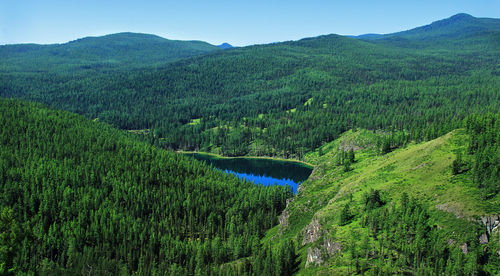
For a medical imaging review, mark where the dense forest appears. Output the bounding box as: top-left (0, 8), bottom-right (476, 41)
top-left (0, 13), bottom-right (499, 275)
top-left (0, 98), bottom-right (295, 274)
top-left (0, 15), bottom-right (498, 160)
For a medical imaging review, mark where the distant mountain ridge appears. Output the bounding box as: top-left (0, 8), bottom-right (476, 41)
top-left (354, 13), bottom-right (500, 48)
top-left (0, 32), bottom-right (220, 71)
top-left (217, 42), bottom-right (233, 49)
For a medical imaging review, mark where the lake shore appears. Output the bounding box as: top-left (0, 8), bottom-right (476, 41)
top-left (177, 150), bottom-right (315, 168)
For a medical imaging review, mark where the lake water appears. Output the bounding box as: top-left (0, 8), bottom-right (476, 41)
top-left (184, 153), bottom-right (313, 193)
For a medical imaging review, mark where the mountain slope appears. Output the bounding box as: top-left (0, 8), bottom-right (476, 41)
top-left (359, 13), bottom-right (500, 49)
top-left (0, 14), bottom-right (498, 159)
top-left (0, 32), bottom-right (220, 72)
top-left (265, 127), bottom-right (499, 274)
top-left (0, 97), bottom-right (291, 274)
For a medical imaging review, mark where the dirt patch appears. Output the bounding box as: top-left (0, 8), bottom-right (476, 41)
top-left (435, 203), bottom-right (465, 218)
top-left (411, 162), bottom-right (432, 170)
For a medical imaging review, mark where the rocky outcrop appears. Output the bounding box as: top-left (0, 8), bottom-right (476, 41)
top-left (476, 215), bottom-right (499, 246)
top-left (323, 238), bottom-right (342, 255)
top-left (305, 247), bottom-right (323, 267)
top-left (279, 210), bottom-right (290, 228)
top-left (305, 239), bottom-right (342, 268)
top-left (302, 219), bottom-right (322, 245)
top-left (461, 243), bottom-right (468, 255)
top-left (479, 233), bottom-right (488, 244)
top-left (480, 215), bottom-right (499, 236)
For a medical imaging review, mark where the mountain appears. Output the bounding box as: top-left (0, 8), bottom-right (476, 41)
top-left (358, 13), bottom-right (500, 49)
top-left (1, 14), bottom-right (498, 157)
top-left (217, 42), bottom-right (233, 49)
top-left (0, 97), bottom-right (291, 274)
top-left (0, 32), bottom-right (220, 71)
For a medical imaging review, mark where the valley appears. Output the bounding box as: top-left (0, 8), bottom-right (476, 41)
top-left (0, 12), bottom-right (498, 275)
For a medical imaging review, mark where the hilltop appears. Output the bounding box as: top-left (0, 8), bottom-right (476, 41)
top-left (0, 32), bottom-right (219, 71)
top-left (358, 13), bottom-right (500, 49)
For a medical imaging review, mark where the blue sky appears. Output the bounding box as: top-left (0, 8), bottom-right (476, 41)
top-left (1, 0), bottom-right (498, 46)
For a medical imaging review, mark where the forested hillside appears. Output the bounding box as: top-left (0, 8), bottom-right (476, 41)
top-left (263, 118), bottom-right (499, 275)
top-left (360, 13), bottom-right (500, 49)
top-left (0, 13), bottom-right (499, 275)
top-left (0, 32), bottom-right (220, 72)
top-left (0, 14), bottom-right (498, 159)
top-left (0, 98), bottom-right (293, 274)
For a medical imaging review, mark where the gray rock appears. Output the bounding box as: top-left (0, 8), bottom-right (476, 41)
top-left (461, 243), bottom-right (468, 255)
top-left (480, 215), bottom-right (499, 235)
top-left (479, 233), bottom-right (489, 244)
top-left (305, 247), bottom-right (323, 267)
top-left (323, 238), bottom-right (342, 255)
top-left (279, 210), bottom-right (290, 228)
top-left (302, 219), bottom-right (322, 245)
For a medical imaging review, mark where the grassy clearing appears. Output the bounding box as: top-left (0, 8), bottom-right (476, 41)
top-left (127, 129), bottom-right (151, 135)
top-left (187, 118), bottom-right (201, 125)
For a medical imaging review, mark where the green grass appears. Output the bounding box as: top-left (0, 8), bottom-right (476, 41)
top-left (187, 118), bottom-right (201, 125)
top-left (264, 128), bottom-right (499, 274)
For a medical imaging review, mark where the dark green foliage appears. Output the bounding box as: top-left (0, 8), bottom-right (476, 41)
top-left (465, 113), bottom-right (500, 198)
top-left (339, 203), bottom-right (353, 226)
top-left (0, 15), bottom-right (498, 159)
top-left (0, 32), bottom-right (220, 72)
top-left (252, 240), bottom-right (298, 276)
top-left (364, 189), bottom-right (384, 211)
top-left (0, 207), bottom-right (23, 275)
top-left (343, 160), bottom-right (352, 172)
top-left (452, 152), bottom-right (464, 175)
top-left (0, 98), bottom-right (291, 274)
top-left (348, 149), bottom-right (355, 163)
top-left (352, 195), bottom-right (496, 275)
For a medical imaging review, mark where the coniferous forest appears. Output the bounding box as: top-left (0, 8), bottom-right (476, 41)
top-left (0, 12), bottom-right (499, 275)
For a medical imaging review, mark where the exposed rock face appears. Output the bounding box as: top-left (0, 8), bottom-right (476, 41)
top-left (302, 219), bottom-right (322, 245)
top-left (479, 233), bottom-right (489, 244)
top-left (461, 243), bottom-right (468, 255)
top-left (323, 238), bottom-right (342, 255)
top-left (305, 247), bottom-right (323, 267)
top-left (480, 215), bottom-right (499, 235)
top-left (278, 199), bottom-right (294, 232)
top-left (477, 215), bottom-right (499, 245)
top-left (279, 210), bottom-right (290, 228)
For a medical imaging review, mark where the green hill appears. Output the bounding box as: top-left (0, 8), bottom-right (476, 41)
top-left (1, 15), bottom-right (498, 158)
top-left (361, 13), bottom-right (500, 49)
top-left (0, 32), bottom-right (219, 72)
top-left (262, 124), bottom-right (499, 274)
top-left (0, 98), bottom-right (291, 274)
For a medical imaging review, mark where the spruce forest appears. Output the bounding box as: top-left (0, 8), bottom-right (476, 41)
top-left (0, 12), bottom-right (499, 275)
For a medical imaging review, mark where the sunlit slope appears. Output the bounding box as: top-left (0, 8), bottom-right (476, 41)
top-left (267, 129), bottom-right (499, 274)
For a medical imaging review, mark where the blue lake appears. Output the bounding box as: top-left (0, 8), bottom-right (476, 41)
top-left (184, 153), bottom-right (313, 193)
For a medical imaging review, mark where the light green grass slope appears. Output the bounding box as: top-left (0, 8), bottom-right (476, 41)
top-left (265, 129), bottom-right (499, 275)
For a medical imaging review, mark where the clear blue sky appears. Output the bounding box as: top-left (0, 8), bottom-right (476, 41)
top-left (1, 0), bottom-right (498, 46)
